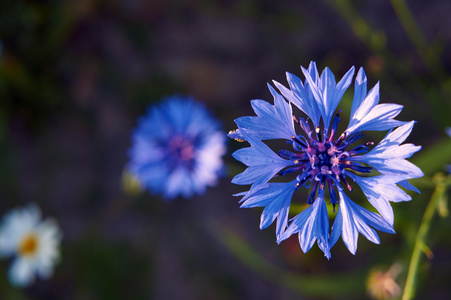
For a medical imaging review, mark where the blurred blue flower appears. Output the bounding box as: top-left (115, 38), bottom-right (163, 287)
top-left (229, 62), bottom-right (423, 258)
top-left (129, 95), bottom-right (226, 200)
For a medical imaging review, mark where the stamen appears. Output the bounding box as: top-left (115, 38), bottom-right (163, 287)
top-left (278, 149), bottom-right (304, 159)
top-left (292, 141), bottom-right (304, 152)
top-left (296, 173), bottom-right (313, 187)
top-left (307, 181), bottom-right (319, 204)
top-left (335, 132), bottom-right (347, 146)
top-left (317, 142), bottom-right (326, 153)
top-left (314, 172), bottom-right (322, 182)
top-left (341, 162), bottom-right (372, 173)
top-left (315, 126), bottom-right (322, 142)
top-left (327, 145), bottom-right (339, 156)
top-left (339, 175), bottom-right (353, 191)
top-left (308, 155), bottom-right (318, 169)
top-left (339, 152), bottom-right (350, 159)
top-left (292, 135), bottom-right (308, 149)
top-left (278, 166), bottom-right (304, 176)
top-left (329, 110), bottom-right (342, 142)
top-left (327, 179), bottom-right (338, 212)
top-left (331, 165), bottom-right (342, 179)
top-left (298, 117), bottom-right (312, 136)
top-left (309, 139), bottom-right (319, 151)
top-left (308, 131), bottom-right (315, 140)
top-left (345, 132), bottom-right (363, 145)
top-left (348, 145), bottom-right (368, 156)
top-left (320, 174), bottom-right (326, 190)
top-left (336, 140), bottom-right (349, 150)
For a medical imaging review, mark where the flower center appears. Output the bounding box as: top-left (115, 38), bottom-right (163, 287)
top-left (18, 233), bottom-right (38, 257)
top-left (168, 135), bottom-right (195, 162)
top-left (278, 112), bottom-right (372, 211)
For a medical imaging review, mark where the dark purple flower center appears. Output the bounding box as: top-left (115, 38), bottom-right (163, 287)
top-left (278, 112), bottom-right (372, 211)
top-left (168, 135), bottom-right (195, 167)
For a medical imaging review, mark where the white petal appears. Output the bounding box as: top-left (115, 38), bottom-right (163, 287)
top-left (8, 258), bottom-right (35, 287)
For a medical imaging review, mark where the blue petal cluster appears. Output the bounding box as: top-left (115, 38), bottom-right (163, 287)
top-left (229, 62), bottom-right (423, 258)
top-left (129, 95), bottom-right (226, 200)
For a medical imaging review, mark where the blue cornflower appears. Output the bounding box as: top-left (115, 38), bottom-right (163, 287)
top-left (128, 95), bottom-right (226, 200)
top-left (229, 62), bottom-right (423, 258)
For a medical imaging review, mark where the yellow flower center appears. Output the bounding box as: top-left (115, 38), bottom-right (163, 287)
top-left (18, 234), bottom-right (38, 256)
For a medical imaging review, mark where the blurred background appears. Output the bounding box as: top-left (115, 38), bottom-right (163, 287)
top-left (0, 0), bottom-right (451, 299)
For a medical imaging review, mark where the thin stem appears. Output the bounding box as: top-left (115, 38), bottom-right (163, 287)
top-left (326, 0), bottom-right (382, 53)
top-left (389, 0), bottom-right (429, 65)
top-left (402, 175), bottom-right (448, 300)
top-left (389, 0), bottom-right (446, 77)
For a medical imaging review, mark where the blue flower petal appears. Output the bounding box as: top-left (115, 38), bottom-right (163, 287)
top-left (350, 174), bottom-right (412, 225)
top-left (301, 65), bottom-right (327, 126)
top-left (350, 67), bottom-right (368, 118)
top-left (348, 81), bottom-right (380, 128)
top-left (240, 181), bottom-right (298, 239)
top-left (232, 88), bottom-right (296, 141)
top-left (325, 66), bottom-right (355, 129)
top-left (346, 66), bottom-right (409, 134)
top-left (165, 167), bottom-right (192, 199)
top-left (368, 159), bottom-right (424, 178)
top-left (232, 128), bottom-right (293, 199)
top-left (347, 103), bottom-right (406, 133)
top-left (272, 76), bottom-right (321, 126)
top-left (351, 121), bottom-right (423, 178)
top-left (278, 189), bottom-right (331, 259)
top-left (397, 180), bottom-right (421, 194)
top-left (302, 64), bottom-right (355, 131)
top-left (330, 188), bottom-right (395, 254)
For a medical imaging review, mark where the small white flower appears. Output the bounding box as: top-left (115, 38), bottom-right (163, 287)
top-left (0, 204), bottom-right (61, 287)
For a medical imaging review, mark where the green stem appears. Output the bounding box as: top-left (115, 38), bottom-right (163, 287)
top-left (390, 0), bottom-right (445, 76)
top-left (326, 0), bottom-right (381, 52)
top-left (402, 175), bottom-right (448, 300)
top-left (389, 0), bottom-right (428, 63)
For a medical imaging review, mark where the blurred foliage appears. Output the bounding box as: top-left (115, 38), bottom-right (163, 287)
top-left (66, 238), bottom-right (151, 300)
top-left (0, 0), bottom-right (70, 130)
